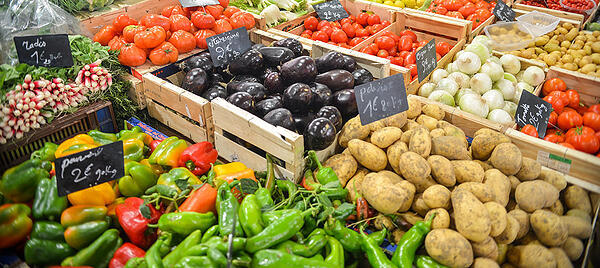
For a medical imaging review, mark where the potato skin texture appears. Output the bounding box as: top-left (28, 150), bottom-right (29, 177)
top-left (564, 186), bottom-right (592, 214)
top-left (494, 214), bottom-right (519, 245)
top-left (409, 127), bottom-right (432, 158)
top-left (561, 236), bottom-right (584, 261)
top-left (471, 130), bottom-right (511, 160)
top-left (539, 169), bottom-right (567, 191)
top-left (398, 151), bottom-right (431, 185)
top-left (407, 97), bottom-right (422, 119)
top-left (339, 117), bottom-right (370, 147)
top-left (507, 244), bottom-right (557, 268)
top-left (565, 209), bottom-right (591, 223)
top-left (508, 209), bottom-right (530, 240)
top-left (452, 188), bottom-right (491, 242)
top-left (383, 112), bottom-right (408, 129)
top-left (425, 229), bottom-right (474, 268)
top-left (361, 173), bottom-right (415, 214)
top-left (515, 180), bottom-right (559, 213)
top-left (387, 140), bottom-right (408, 174)
top-left (371, 127), bottom-right (403, 148)
top-left (431, 136), bottom-right (471, 160)
top-left (549, 248), bottom-right (573, 268)
top-left (428, 155), bottom-right (456, 187)
top-left (456, 182), bottom-right (494, 203)
top-left (422, 104), bottom-right (445, 120)
top-left (485, 202), bottom-right (508, 237)
top-left (345, 168), bottom-right (368, 202)
top-left (489, 143), bottom-right (522, 176)
top-left (423, 185), bottom-right (451, 209)
top-left (348, 139), bottom-right (387, 171)
top-left (516, 157), bottom-right (542, 181)
top-left (417, 114), bottom-right (438, 131)
top-left (484, 169), bottom-right (511, 207)
top-left (425, 208), bottom-right (450, 229)
top-left (530, 209), bottom-right (568, 247)
top-left (473, 257), bottom-right (500, 268)
top-left (412, 193), bottom-right (430, 217)
top-left (560, 215), bottom-right (592, 239)
top-left (471, 236), bottom-right (499, 260)
top-left (324, 153), bottom-right (358, 187)
top-left (452, 160), bottom-right (485, 183)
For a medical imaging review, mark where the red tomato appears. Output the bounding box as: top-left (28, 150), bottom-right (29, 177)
top-left (134, 26), bottom-right (167, 49)
top-left (399, 30), bottom-right (418, 43)
top-left (149, 42), bottom-right (179, 65)
top-left (218, 0), bottom-right (229, 8)
top-left (322, 26), bottom-right (335, 37)
top-left (377, 49), bottom-right (389, 58)
top-left (348, 37), bottom-right (365, 47)
top-left (169, 14), bottom-right (192, 32)
top-left (404, 51), bottom-right (416, 65)
top-left (194, 29), bottom-right (216, 49)
top-left (370, 24), bottom-right (385, 35)
top-left (575, 104), bottom-right (588, 115)
top-left (475, 1), bottom-right (491, 9)
top-left (436, 41), bottom-right (452, 56)
top-left (331, 21), bottom-right (342, 28)
top-left (340, 17), bottom-right (353, 26)
top-left (338, 43), bottom-right (352, 49)
top-left (374, 36), bottom-right (395, 51)
top-left (302, 29), bottom-right (313, 36)
top-left (475, 9), bottom-right (492, 20)
top-left (458, 2), bottom-right (477, 17)
top-left (398, 36), bottom-right (413, 51)
top-left (559, 142), bottom-right (576, 149)
top-left (407, 64), bottom-right (418, 77)
top-left (205, 5), bottom-right (224, 19)
top-left (367, 14), bottom-right (381, 25)
top-left (230, 11), bottom-right (255, 30)
top-left (107, 36), bottom-right (126, 51)
top-left (330, 28), bottom-right (348, 43)
top-left (381, 20), bottom-right (391, 27)
top-left (432, 6), bottom-right (448, 15)
top-left (93, 25), bottom-right (117, 46)
top-left (446, 11), bottom-right (465, 19)
top-left (213, 19), bottom-right (233, 34)
top-left (521, 124), bottom-right (539, 138)
top-left (443, 0), bottom-right (466, 10)
top-left (356, 12), bottom-right (369, 26)
top-left (544, 133), bottom-right (562, 143)
top-left (391, 56), bottom-right (404, 66)
top-left (558, 110), bottom-right (584, 131)
top-left (565, 89), bottom-right (580, 108)
top-left (566, 126), bottom-right (595, 140)
top-left (583, 112), bottom-right (600, 131)
top-left (317, 20), bottom-right (332, 30)
top-left (342, 23), bottom-right (356, 38)
top-left (169, 30), bottom-right (196, 53)
top-left (305, 16), bottom-right (319, 31)
top-left (590, 104), bottom-right (600, 114)
top-left (543, 95), bottom-right (566, 114)
top-left (118, 43), bottom-right (147, 67)
top-left (311, 31), bottom-right (329, 42)
top-left (466, 14), bottom-right (483, 28)
top-left (223, 7), bottom-right (241, 18)
top-left (112, 14), bottom-right (137, 34)
top-left (355, 28), bottom-right (369, 37)
top-left (548, 111), bottom-right (558, 128)
top-left (191, 12), bottom-right (216, 29)
top-left (141, 14), bottom-right (171, 32)
top-left (542, 78), bottom-right (567, 96)
top-left (300, 33), bottom-right (312, 39)
top-left (382, 30), bottom-right (400, 43)
top-left (566, 127), bottom-right (600, 154)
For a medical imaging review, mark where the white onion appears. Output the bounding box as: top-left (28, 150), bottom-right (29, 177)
top-left (480, 61), bottom-right (504, 81)
top-left (504, 73), bottom-right (518, 83)
top-left (465, 42), bottom-right (490, 63)
top-left (502, 101), bottom-right (518, 117)
top-left (472, 35), bottom-right (492, 52)
top-left (419, 83), bottom-right (436, 97)
top-left (435, 78), bottom-right (459, 96)
top-left (516, 70), bottom-right (525, 81)
top-left (517, 82), bottom-right (534, 93)
top-left (500, 54), bottom-right (521, 75)
top-left (456, 52), bottom-right (481, 74)
top-left (429, 90), bottom-right (456, 106)
top-left (446, 62), bottom-right (458, 73)
top-left (487, 56), bottom-right (502, 66)
top-left (431, 69), bottom-right (449, 83)
top-left (448, 72), bottom-right (470, 88)
top-left (470, 73), bottom-right (493, 94)
top-left (453, 51), bottom-right (464, 62)
top-left (523, 66), bottom-right (545, 86)
top-left (488, 109), bottom-right (513, 124)
top-left (494, 79), bottom-right (516, 100)
top-left (459, 93), bottom-right (489, 118)
top-left (482, 90), bottom-right (505, 110)
top-left (512, 86), bottom-right (523, 103)
top-left (455, 88), bottom-right (476, 105)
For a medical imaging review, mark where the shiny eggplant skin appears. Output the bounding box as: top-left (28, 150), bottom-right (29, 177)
top-left (263, 108), bottom-right (295, 131)
top-left (283, 83), bottom-right (313, 114)
top-left (315, 52), bottom-right (346, 73)
top-left (293, 112), bottom-right (315, 133)
top-left (272, 38), bottom-right (303, 57)
top-left (352, 68), bottom-right (374, 86)
top-left (255, 97), bottom-right (283, 117)
top-left (304, 117), bottom-right (336, 151)
top-left (315, 70), bottom-right (354, 91)
top-left (316, 106), bottom-right (343, 132)
top-left (202, 84), bottom-right (228, 101)
top-left (181, 68), bottom-right (209, 96)
top-left (181, 55), bottom-right (214, 74)
top-left (309, 83), bottom-right (332, 110)
top-left (227, 76), bottom-right (261, 94)
top-left (227, 92), bottom-right (255, 113)
top-left (258, 47), bottom-right (295, 67)
top-left (230, 82), bottom-right (267, 101)
top-left (229, 49), bottom-right (264, 75)
top-left (263, 71), bottom-right (284, 95)
top-left (280, 56), bottom-right (317, 85)
top-left (341, 55), bottom-right (357, 72)
top-left (332, 89), bottom-right (357, 119)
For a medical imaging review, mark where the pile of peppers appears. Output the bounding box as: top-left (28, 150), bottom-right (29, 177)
top-left (1, 126), bottom-right (451, 268)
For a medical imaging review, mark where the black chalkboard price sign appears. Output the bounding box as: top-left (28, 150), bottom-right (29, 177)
top-left (55, 141), bottom-right (125, 196)
top-left (207, 27), bottom-right (252, 67)
top-left (179, 0), bottom-right (219, 7)
top-left (355, 73), bottom-right (409, 125)
top-left (416, 38), bottom-right (437, 83)
top-left (515, 90), bottom-right (552, 138)
top-left (312, 0), bottom-right (349, 22)
top-left (493, 0), bottom-right (515, 22)
top-left (14, 34), bottom-right (74, 68)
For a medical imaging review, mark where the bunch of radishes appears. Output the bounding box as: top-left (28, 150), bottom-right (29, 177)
top-left (76, 61), bottom-right (112, 93)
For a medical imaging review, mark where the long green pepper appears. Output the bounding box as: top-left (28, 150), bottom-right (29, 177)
top-left (216, 181), bottom-right (243, 237)
top-left (324, 236), bottom-right (344, 268)
top-left (391, 213), bottom-right (435, 268)
top-left (239, 194), bottom-right (264, 237)
top-left (245, 209), bottom-right (312, 253)
top-left (415, 255), bottom-right (448, 268)
top-left (360, 227), bottom-right (397, 268)
top-left (162, 230), bottom-right (202, 267)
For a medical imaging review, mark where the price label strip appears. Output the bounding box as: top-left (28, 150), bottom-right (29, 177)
top-left (493, 0), bottom-right (515, 22)
top-left (312, 0), bottom-right (349, 22)
top-left (55, 141), bottom-right (125, 196)
top-left (207, 27), bottom-right (253, 67)
top-left (537, 151), bottom-right (572, 174)
top-left (515, 90), bottom-right (552, 138)
top-left (416, 38), bottom-right (437, 83)
top-left (179, 0), bottom-right (219, 7)
top-left (14, 34), bottom-right (74, 67)
top-left (355, 73), bottom-right (409, 126)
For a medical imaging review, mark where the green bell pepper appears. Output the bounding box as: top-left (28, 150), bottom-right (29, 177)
top-left (88, 130), bottom-right (117, 145)
top-left (33, 177), bottom-right (68, 221)
top-left (1, 159), bottom-right (51, 202)
top-left (118, 161), bottom-right (158, 197)
top-left (158, 211), bottom-right (216, 236)
top-left (25, 221), bottom-right (76, 266)
top-left (61, 229), bottom-right (123, 268)
top-left (123, 139), bottom-right (146, 162)
top-left (30, 142), bottom-right (58, 161)
top-left (118, 126), bottom-right (145, 141)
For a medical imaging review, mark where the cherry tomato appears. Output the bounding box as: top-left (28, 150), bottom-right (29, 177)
top-left (342, 23), bottom-right (356, 38)
top-left (583, 112), bottom-right (600, 131)
top-left (558, 110), bottom-right (583, 131)
top-left (399, 30), bottom-right (418, 43)
top-left (566, 127), bottom-right (600, 154)
top-left (521, 124), bottom-right (539, 138)
top-left (375, 36), bottom-right (395, 51)
top-left (367, 14), bottom-right (381, 26)
top-left (311, 31), bottom-right (329, 42)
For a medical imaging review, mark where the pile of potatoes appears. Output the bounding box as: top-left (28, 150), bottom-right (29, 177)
top-left (507, 23), bottom-right (600, 77)
top-left (323, 96), bottom-right (598, 268)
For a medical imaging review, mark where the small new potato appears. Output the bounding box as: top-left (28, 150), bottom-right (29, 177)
top-left (348, 139), bottom-right (387, 171)
top-left (530, 210), bottom-right (568, 247)
top-left (564, 185), bottom-right (592, 214)
top-left (425, 229), bottom-right (474, 268)
top-left (324, 153), bottom-right (357, 187)
top-left (452, 160), bottom-right (485, 183)
top-left (425, 208), bottom-right (450, 229)
top-left (422, 104), bottom-right (445, 120)
top-left (515, 180), bottom-right (559, 212)
top-left (423, 185), bottom-right (451, 209)
top-left (428, 155), bottom-right (456, 187)
top-left (370, 127), bottom-right (402, 148)
top-left (471, 236), bottom-right (498, 260)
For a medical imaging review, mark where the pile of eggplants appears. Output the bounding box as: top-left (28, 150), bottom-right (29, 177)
top-left (179, 38), bottom-right (375, 151)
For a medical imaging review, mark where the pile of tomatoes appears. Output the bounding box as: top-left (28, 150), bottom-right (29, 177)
top-left (93, 0), bottom-right (255, 67)
top-left (425, 0), bottom-right (496, 29)
top-left (299, 13), bottom-right (391, 48)
top-left (521, 0), bottom-right (595, 16)
top-left (520, 78), bottom-right (600, 156)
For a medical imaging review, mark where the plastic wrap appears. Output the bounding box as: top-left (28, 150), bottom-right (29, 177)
top-left (0, 0), bottom-right (88, 65)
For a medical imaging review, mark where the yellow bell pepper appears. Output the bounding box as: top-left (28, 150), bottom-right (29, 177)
top-left (214, 162), bottom-right (248, 177)
top-left (67, 183), bottom-right (116, 206)
top-left (140, 159), bottom-right (164, 175)
top-left (55, 134), bottom-right (97, 158)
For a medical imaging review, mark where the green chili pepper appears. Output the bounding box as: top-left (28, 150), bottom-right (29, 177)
top-left (325, 237), bottom-right (344, 268)
top-left (216, 181), bottom-right (243, 236)
top-left (255, 188), bottom-right (274, 210)
top-left (370, 228), bottom-right (388, 246)
top-left (265, 154), bottom-right (276, 193)
top-left (246, 209), bottom-right (312, 253)
top-left (324, 218), bottom-right (361, 253)
top-left (321, 187), bottom-right (348, 201)
top-left (184, 237), bottom-right (246, 256)
top-left (309, 254), bottom-right (324, 262)
top-left (158, 212), bottom-right (216, 236)
top-left (415, 255), bottom-right (448, 268)
top-left (391, 213), bottom-right (435, 268)
top-left (61, 229), bottom-right (123, 268)
top-left (239, 194), bottom-right (264, 237)
top-left (291, 199), bottom-right (307, 211)
top-left (145, 234), bottom-right (170, 268)
top-left (308, 150), bottom-right (338, 185)
top-left (174, 256), bottom-right (215, 268)
top-left (251, 249), bottom-right (337, 268)
top-left (201, 225), bottom-right (219, 243)
top-left (208, 247), bottom-right (227, 267)
top-left (275, 234), bottom-right (327, 257)
top-left (163, 230), bottom-right (202, 267)
top-left (276, 179), bottom-right (297, 197)
top-left (124, 257), bottom-right (147, 268)
top-left (360, 227), bottom-right (397, 268)
top-left (261, 209), bottom-right (296, 226)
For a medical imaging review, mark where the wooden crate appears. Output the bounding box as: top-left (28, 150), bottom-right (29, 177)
top-left (146, 99), bottom-right (213, 143)
top-left (513, 0), bottom-right (588, 28)
top-left (124, 74), bottom-right (146, 109)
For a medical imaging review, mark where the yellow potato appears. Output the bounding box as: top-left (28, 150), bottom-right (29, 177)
top-left (407, 98), bottom-right (422, 119)
top-left (409, 127), bottom-right (432, 158)
top-left (398, 152), bottom-right (431, 185)
top-left (564, 185), bottom-right (592, 214)
top-left (471, 236), bottom-right (499, 260)
top-left (367, 120), bottom-right (386, 134)
top-left (383, 112), bottom-right (408, 129)
top-left (387, 140), bottom-right (408, 174)
top-left (370, 127), bottom-right (403, 148)
top-left (548, 200), bottom-right (564, 215)
top-left (549, 248), bottom-right (573, 268)
top-left (471, 131), bottom-right (511, 160)
top-left (494, 214), bottom-right (519, 245)
top-left (508, 209), bottom-right (530, 240)
top-left (560, 215), bottom-right (592, 239)
top-left (425, 208), bottom-right (450, 229)
top-left (348, 139), bottom-right (387, 171)
top-left (485, 202), bottom-right (508, 237)
top-left (472, 258), bottom-right (500, 268)
top-left (373, 214), bottom-right (396, 231)
top-left (413, 175), bottom-right (438, 193)
top-left (452, 160), bottom-right (485, 183)
top-left (515, 180), bottom-right (560, 212)
top-left (452, 188), bottom-right (491, 242)
top-left (530, 210), bottom-right (568, 247)
top-left (509, 175), bottom-right (520, 197)
top-left (423, 185), bottom-right (451, 209)
top-left (456, 182), bottom-right (494, 203)
top-left (566, 209), bottom-right (591, 222)
top-left (399, 212), bottom-right (424, 225)
top-left (515, 157), bottom-right (541, 181)
top-left (339, 116), bottom-right (370, 147)
top-left (474, 160), bottom-right (494, 171)
top-left (345, 168), bottom-right (368, 202)
top-left (430, 128), bottom-right (446, 139)
top-left (417, 114), bottom-right (439, 131)
top-left (412, 193), bottom-right (430, 216)
top-left (483, 169), bottom-right (511, 207)
top-left (489, 143), bottom-right (522, 176)
top-left (324, 153), bottom-right (358, 187)
top-left (507, 244), bottom-right (556, 268)
top-left (539, 169), bottom-right (567, 191)
top-left (361, 172), bottom-right (415, 214)
top-left (428, 155), bottom-right (456, 187)
top-left (422, 104), bottom-right (445, 120)
top-left (432, 136), bottom-right (471, 160)
top-left (561, 236), bottom-right (584, 261)
top-left (425, 229), bottom-right (474, 268)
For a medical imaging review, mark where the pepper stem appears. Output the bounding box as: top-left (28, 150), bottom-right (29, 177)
top-left (308, 150), bottom-right (323, 170)
top-left (185, 160), bottom-right (196, 172)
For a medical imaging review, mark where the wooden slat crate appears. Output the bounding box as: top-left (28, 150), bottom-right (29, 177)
top-left (124, 74), bottom-right (146, 109)
top-left (513, 0), bottom-right (592, 29)
top-left (146, 99), bottom-right (213, 143)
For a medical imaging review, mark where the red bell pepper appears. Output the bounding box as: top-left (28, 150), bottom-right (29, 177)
top-left (178, 142), bottom-right (218, 175)
top-left (109, 242), bottom-right (145, 268)
top-left (149, 139), bottom-right (163, 154)
top-left (115, 197), bottom-right (161, 249)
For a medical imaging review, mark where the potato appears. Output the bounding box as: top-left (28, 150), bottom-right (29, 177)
top-left (402, 120), bottom-right (420, 132)
top-left (400, 129), bottom-right (416, 144)
top-left (431, 136), bottom-right (471, 160)
top-left (392, 229), bottom-right (406, 244)
top-left (338, 117), bottom-right (370, 147)
top-left (426, 208), bottom-right (450, 229)
top-left (497, 244), bottom-right (509, 264)
top-left (548, 200), bottom-right (564, 215)
top-left (425, 229), bottom-right (474, 268)
top-left (399, 211), bottom-right (424, 226)
top-left (549, 248), bottom-right (573, 268)
top-left (417, 114), bottom-right (439, 131)
top-left (495, 215), bottom-right (519, 244)
top-left (485, 202), bottom-right (508, 237)
top-left (383, 112), bottom-right (408, 129)
top-left (508, 209), bottom-right (530, 240)
top-left (564, 186), bottom-right (592, 214)
top-left (428, 155), bottom-right (456, 187)
top-left (423, 185), bottom-right (451, 209)
top-left (560, 215), bottom-right (592, 239)
top-left (443, 126), bottom-right (468, 147)
top-left (398, 152), bottom-right (431, 184)
top-left (566, 209), bottom-right (591, 222)
top-left (397, 180), bottom-right (417, 212)
top-left (368, 120), bottom-right (386, 133)
top-left (345, 168), bottom-right (368, 202)
top-left (378, 170), bottom-right (403, 184)
top-left (369, 127), bottom-right (403, 149)
top-left (430, 128), bottom-right (446, 138)
top-left (507, 244), bottom-right (556, 268)
top-left (422, 104), bottom-right (445, 120)
top-left (412, 193), bottom-right (429, 216)
top-left (361, 173), bottom-right (415, 214)
top-left (452, 188), bottom-right (491, 242)
top-left (516, 157), bottom-right (541, 181)
top-left (456, 182), bottom-right (494, 203)
top-left (324, 154), bottom-right (358, 187)
top-left (348, 139), bottom-right (387, 171)
top-left (473, 258), bottom-right (500, 268)
top-left (561, 236), bottom-right (583, 261)
top-left (413, 175), bottom-right (438, 193)
top-left (483, 169), bottom-right (510, 206)
top-left (509, 175), bottom-right (520, 197)
top-left (471, 131), bottom-right (511, 160)
top-left (409, 128), bottom-right (432, 158)
top-left (530, 210), bottom-right (568, 247)
top-left (475, 160), bottom-right (494, 171)
top-left (407, 98), bottom-right (422, 119)
top-left (436, 120), bottom-right (452, 129)
top-left (515, 180), bottom-right (559, 212)
top-left (471, 236), bottom-right (499, 259)
top-left (452, 160), bottom-right (485, 183)
top-left (386, 140), bottom-right (407, 175)
top-left (489, 143), bottom-right (522, 176)
top-left (373, 214), bottom-right (395, 230)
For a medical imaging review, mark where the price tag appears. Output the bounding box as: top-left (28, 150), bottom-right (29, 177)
top-left (515, 90), bottom-right (552, 138)
top-left (55, 141), bottom-right (125, 197)
top-left (312, 0), bottom-right (349, 22)
top-left (416, 39), bottom-right (437, 83)
top-left (14, 34), bottom-right (74, 67)
top-left (355, 73), bottom-right (409, 125)
top-left (207, 27), bottom-right (252, 67)
top-left (493, 0), bottom-right (515, 22)
top-left (178, 0), bottom-right (219, 7)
